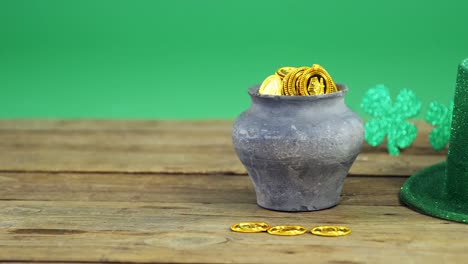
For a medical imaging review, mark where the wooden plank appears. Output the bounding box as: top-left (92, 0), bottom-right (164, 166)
top-left (0, 120), bottom-right (445, 176)
top-left (0, 172), bottom-right (405, 206)
top-left (0, 172), bottom-right (462, 263)
top-left (0, 200), bottom-right (465, 263)
top-left (351, 153), bottom-right (444, 176)
top-left (0, 120), bottom-right (443, 155)
top-left (0, 119), bottom-right (235, 132)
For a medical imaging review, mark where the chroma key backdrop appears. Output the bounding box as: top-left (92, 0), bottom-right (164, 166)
top-left (1, 0), bottom-right (467, 119)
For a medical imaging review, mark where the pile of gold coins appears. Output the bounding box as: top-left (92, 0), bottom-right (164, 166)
top-left (230, 222), bottom-right (351, 237)
top-left (258, 64), bottom-right (338, 96)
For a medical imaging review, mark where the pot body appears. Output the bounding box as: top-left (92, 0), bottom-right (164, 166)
top-left (232, 83), bottom-right (364, 211)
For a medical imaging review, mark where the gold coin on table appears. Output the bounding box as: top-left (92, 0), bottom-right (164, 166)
top-left (283, 67), bottom-right (309, 96)
top-left (275, 66), bottom-right (296, 79)
top-left (267, 225), bottom-right (307, 236)
top-left (310, 226), bottom-right (351, 237)
top-left (299, 64), bottom-right (337, 95)
top-left (230, 222), bottom-right (270, 233)
top-left (258, 75), bottom-right (283, 96)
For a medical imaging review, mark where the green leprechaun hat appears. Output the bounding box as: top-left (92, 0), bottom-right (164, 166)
top-left (400, 58), bottom-right (468, 223)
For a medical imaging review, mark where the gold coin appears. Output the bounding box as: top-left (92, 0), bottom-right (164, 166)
top-left (275, 66), bottom-right (296, 79)
top-left (283, 67), bottom-right (308, 96)
top-left (310, 226), bottom-right (351, 237)
top-left (230, 222), bottom-right (270, 233)
top-left (299, 64), bottom-right (337, 95)
top-left (313, 64), bottom-right (337, 94)
top-left (267, 225), bottom-right (307, 236)
top-left (258, 75), bottom-right (283, 96)
top-left (281, 71), bottom-right (292, 95)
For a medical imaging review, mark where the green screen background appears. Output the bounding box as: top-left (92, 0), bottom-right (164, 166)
top-left (1, 0), bottom-right (467, 119)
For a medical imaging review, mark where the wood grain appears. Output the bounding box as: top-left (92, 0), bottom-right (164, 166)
top-left (0, 120), bottom-right (446, 176)
top-left (0, 172), bottom-right (466, 264)
top-left (1, 202), bottom-right (466, 264)
top-left (0, 120), bottom-right (458, 264)
top-left (0, 172), bottom-right (404, 206)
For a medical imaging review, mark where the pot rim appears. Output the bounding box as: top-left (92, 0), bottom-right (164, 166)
top-left (248, 82), bottom-right (348, 101)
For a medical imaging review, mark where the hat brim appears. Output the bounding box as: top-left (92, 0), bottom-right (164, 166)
top-left (400, 161), bottom-right (468, 223)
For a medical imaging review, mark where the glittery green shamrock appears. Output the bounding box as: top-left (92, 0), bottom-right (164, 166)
top-left (361, 84), bottom-right (422, 155)
top-left (425, 101), bottom-right (453, 151)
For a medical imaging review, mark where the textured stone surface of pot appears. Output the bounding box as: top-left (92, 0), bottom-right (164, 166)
top-left (232, 84), bottom-right (364, 212)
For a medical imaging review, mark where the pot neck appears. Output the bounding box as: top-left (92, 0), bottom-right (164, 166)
top-left (249, 95), bottom-right (347, 114)
top-left (248, 83), bottom-right (349, 114)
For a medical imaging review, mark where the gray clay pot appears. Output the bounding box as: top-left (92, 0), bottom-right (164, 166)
top-left (232, 83), bottom-right (364, 212)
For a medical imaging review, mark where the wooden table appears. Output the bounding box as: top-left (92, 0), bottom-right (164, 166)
top-left (0, 120), bottom-right (465, 263)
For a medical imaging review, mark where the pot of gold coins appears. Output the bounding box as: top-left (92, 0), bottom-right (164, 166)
top-left (232, 64), bottom-right (364, 212)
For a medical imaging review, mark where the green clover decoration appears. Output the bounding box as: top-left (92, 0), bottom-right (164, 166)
top-left (425, 101), bottom-right (453, 151)
top-left (361, 84), bottom-right (422, 155)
